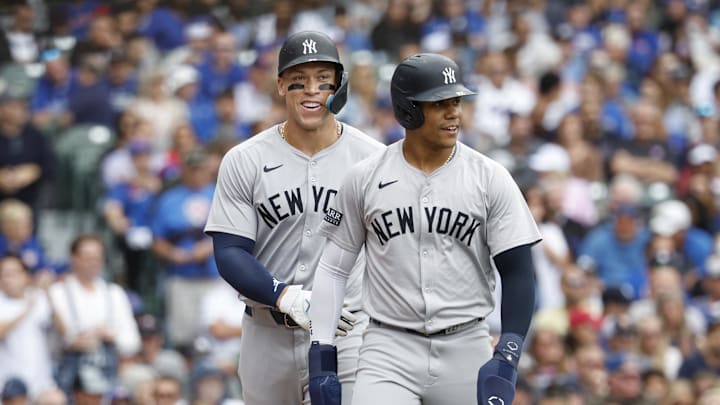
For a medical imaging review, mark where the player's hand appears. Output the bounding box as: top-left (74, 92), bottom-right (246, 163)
top-left (309, 342), bottom-right (341, 405)
top-left (476, 333), bottom-right (523, 405)
top-left (277, 285), bottom-right (311, 330)
top-left (335, 308), bottom-right (356, 337)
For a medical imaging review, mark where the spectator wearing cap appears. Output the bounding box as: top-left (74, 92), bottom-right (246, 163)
top-left (678, 143), bottom-right (720, 234)
top-left (636, 314), bottom-right (684, 379)
top-left (649, 199), bottom-right (714, 277)
top-left (152, 374), bottom-right (185, 405)
top-left (1, 377), bottom-right (28, 405)
top-left (165, 64), bottom-right (217, 145)
top-left (102, 140), bottom-right (161, 306)
top-left (0, 255), bottom-right (58, 399)
top-left (677, 318), bottom-right (720, 380)
top-left (151, 148), bottom-right (219, 353)
top-left (105, 49), bottom-right (140, 121)
top-left (49, 234), bottom-right (140, 400)
top-left (578, 201), bottom-right (650, 300)
top-left (195, 32), bottom-right (245, 101)
top-left (188, 364), bottom-right (242, 405)
top-left (602, 353), bottom-right (653, 405)
top-left (0, 86), bottom-right (56, 218)
top-left (488, 113), bottom-right (542, 189)
top-left (69, 15), bottom-right (121, 67)
top-left (124, 313), bottom-right (187, 383)
top-left (162, 21), bottom-right (214, 71)
top-left (691, 255), bottom-right (720, 325)
top-left (29, 49), bottom-right (77, 133)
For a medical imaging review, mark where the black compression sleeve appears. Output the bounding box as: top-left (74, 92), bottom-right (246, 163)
top-left (492, 243), bottom-right (536, 338)
top-left (210, 232), bottom-right (287, 307)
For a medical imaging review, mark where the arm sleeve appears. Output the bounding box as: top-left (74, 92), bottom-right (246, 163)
top-left (211, 232), bottom-right (286, 307)
top-left (309, 240), bottom-right (359, 345)
top-left (493, 243), bottom-right (536, 338)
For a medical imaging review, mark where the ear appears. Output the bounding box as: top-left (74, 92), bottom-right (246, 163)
top-left (277, 77), bottom-right (286, 97)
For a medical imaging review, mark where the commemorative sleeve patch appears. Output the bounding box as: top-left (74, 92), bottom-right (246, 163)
top-left (324, 208), bottom-right (343, 226)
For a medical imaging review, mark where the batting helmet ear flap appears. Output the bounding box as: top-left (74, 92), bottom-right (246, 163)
top-left (394, 98), bottom-right (424, 130)
top-left (326, 71), bottom-right (348, 114)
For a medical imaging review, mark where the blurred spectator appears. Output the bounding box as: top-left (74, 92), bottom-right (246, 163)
top-left (657, 291), bottom-right (704, 358)
top-left (195, 32), bottom-right (245, 101)
top-left (151, 148), bottom-right (219, 352)
top-left (102, 141), bottom-right (161, 304)
top-left (50, 234), bottom-right (140, 401)
top-left (625, 2), bottom-right (660, 86)
top-left (472, 51), bottom-right (536, 148)
top-left (420, 0), bottom-right (485, 55)
top-left (369, 0), bottom-right (421, 60)
top-left (125, 313), bottom-right (187, 384)
top-left (213, 0), bottom-right (254, 51)
top-left (662, 379), bottom-right (696, 405)
top-left (578, 201), bottom-right (650, 299)
top-left (636, 314), bottom-right (683, 379)
top-left (525, 326), bottom-right (572, 393)
top-left (198, 282), bottom-right (244, 387)
top-left (55, 0), bottom-right (108, 39)
top-left (574, 343), bottom-right (609, 402)
top-left (512, 13), bottom-right (563, 83)
top-left (165, 64), bottom-right (216, 144)
top-left (488, 112), bottom-right (541, 188)
top-left (159, 122), bottom-right (200, 184)
top-left (66, 58), bottom-right (113, 128)
top-left (603, 353), bottom-right (652, 405)
top-left (642, 368), bottom-right (671, 405)
top-left (649, 199), bottom-right (714, 277)
top-left (162, 21), bottom-right (214, 71)
top-left (1, 377), bottom-right (29, 405)
top-left (677, 319), bottom-right (720, 380)
top-left (693, 255), bottom-right (720, 325)
top-left (680, 143), bottom-right (720, 234)
top-left (0, 88), bottom-right (56, 216)
top-left (100, 110), bottom-right (159, 189)
top-left (105, 49), bottom-right (140, 120)
top-left (34, 388), bottom-right (68, 405)
top-left (0, 199), bottom-right (53, 286)
top-left (0, 255), bottom-right (57, 398)
top-left (152, 375), bottom-right (185, 405)
top-left (29, 50), bottom-right (76, 133)
top-left (208, 89), bottom-right (247, 144)
top-left (188, 364), bottom-right (242, 405)
top-left (556, 113), bottom-right (604, 182)
top-left (609, 99), bottom-right (679, 185)
top-left (135, 0), bottom-right (185, 53)
top-left (336, 53), bottom-right (378, 135)
top-left (69, 15), bottom-right (121, 67)
top-left (130, 68), bottom-right (187, 152)
top-left (252, 0), bottom-right (294, 50)
top-left (0, 1), bottom-right (40, 64)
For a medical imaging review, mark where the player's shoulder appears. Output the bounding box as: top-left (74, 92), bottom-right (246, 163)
top-left (339, 123), bottom-right (386, 153)
top-left (222, 125), bottom-right (281, 160)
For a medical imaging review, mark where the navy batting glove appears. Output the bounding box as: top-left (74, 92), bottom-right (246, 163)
top-left (476, 333), bottom-right (523, 405)
top-left (309, 341), bottom-right (341, 405)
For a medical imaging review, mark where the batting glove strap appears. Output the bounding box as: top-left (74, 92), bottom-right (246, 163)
top-left (309, 342), bottom-right (338, 377)
top-left (492, 333), bottom-right (524, 369)
top-left (277, 285), bottom-right (311, 330)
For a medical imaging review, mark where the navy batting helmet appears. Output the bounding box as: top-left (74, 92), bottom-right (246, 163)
top-left (277, 31), bottom-right (348, 114)
top-left (391, 53), bottom-right (475, 130)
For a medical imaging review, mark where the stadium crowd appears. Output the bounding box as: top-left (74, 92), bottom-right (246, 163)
top-left (1, 0), bottom-right (720, 404)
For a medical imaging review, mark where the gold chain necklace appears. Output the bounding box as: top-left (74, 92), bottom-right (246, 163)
top-left (444, 144), bottom-right (457, 165)
top-left (279, 121), bottom-right (342, 141)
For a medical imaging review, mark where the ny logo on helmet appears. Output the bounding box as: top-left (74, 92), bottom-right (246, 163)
top-left (302, 39), bottom-right (317, 55)
top-left (442, 67), bottom-right (456, 84)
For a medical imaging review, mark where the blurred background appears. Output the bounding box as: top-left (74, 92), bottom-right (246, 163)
top-left (1, 0), bottom-right (720, 404)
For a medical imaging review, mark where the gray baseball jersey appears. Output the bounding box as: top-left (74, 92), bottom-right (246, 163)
top-left (205, 123), bottom-right (384, 309)
top-left (319, 140), bottom-right (542, 334)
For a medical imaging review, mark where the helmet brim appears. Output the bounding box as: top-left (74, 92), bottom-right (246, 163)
top-left (407, 84), bottom-right (476, 102)
top-left (278, 56), bottom-right (343, 76)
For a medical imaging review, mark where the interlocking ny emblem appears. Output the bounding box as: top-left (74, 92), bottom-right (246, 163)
top-left (442, 67), bottom-right (456, 84)
top-left (302, 38), bottom-right (317, 55)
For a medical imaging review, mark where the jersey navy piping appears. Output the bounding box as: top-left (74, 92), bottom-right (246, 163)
top-left (263, 164), bottom-right (283, 173)
top-left (378, 180), bottom-right (398, 189)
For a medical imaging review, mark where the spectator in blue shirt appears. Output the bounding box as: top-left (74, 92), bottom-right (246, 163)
top-left (135, 0), bottom-right (185, 53)
top-left (579, 203), bottom-right (651, 300)
top-left (151, 147), bottom-right (218, 352)
top-left (30, 50), bottom-right (76, 133)
top-left (195, 32), bottom-right (245, 100)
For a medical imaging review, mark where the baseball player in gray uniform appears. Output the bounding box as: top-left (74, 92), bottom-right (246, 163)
top-left (307, 53), bottom-right (541, 405)
top-left (204, 31), bottom-right (384, 405)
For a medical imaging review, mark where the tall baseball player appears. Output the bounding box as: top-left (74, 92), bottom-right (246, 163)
top-left (307, 53), bottom-right (541, 405)
top-left (204, 31), bottom-right (385, 405)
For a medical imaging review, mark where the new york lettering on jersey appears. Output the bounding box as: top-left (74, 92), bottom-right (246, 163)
top-left (256, 185), bottom-right (338, 229)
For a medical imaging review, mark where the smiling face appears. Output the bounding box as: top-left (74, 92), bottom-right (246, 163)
top-left (278, 62), bottom-right (337, 131)
top-left (412, 97), bottom-right (462, 151)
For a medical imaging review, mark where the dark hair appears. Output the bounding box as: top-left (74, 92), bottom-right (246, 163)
top-left (70, 233), bottom-right (104, 255)
top-left (0, 253), bottom-right (30, 274)
top-left (539, 71), bottom-right (561, 96)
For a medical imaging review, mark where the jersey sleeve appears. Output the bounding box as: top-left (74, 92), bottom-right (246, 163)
top-left (485, 163), bottom-right (542, 257)
top-left (204, 148), bottom-right (258, 240)
top-left (318, 165), bottom-right (366, 254)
